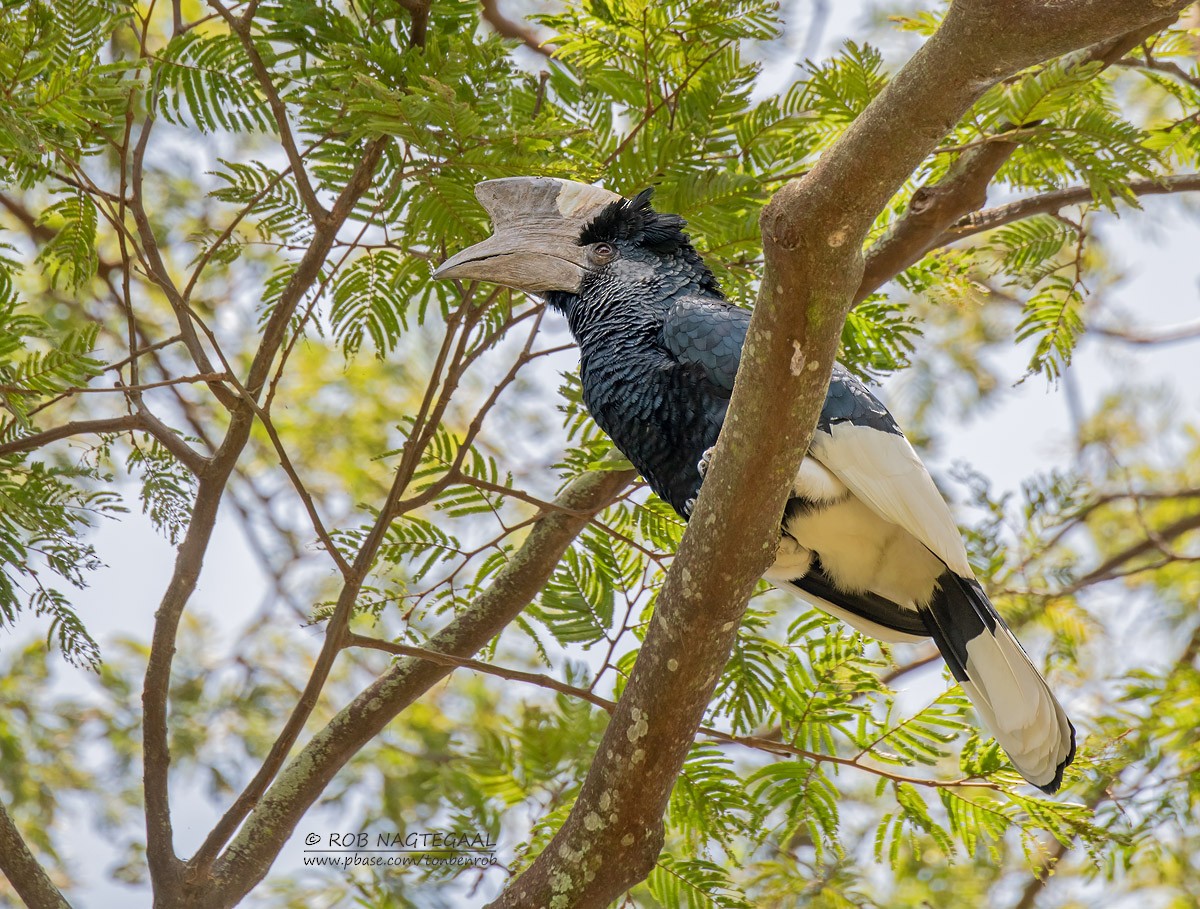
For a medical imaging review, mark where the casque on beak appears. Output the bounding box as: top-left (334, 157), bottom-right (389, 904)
top-left (432, 177), bottom-right (623, 293)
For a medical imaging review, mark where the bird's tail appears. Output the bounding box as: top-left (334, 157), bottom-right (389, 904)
top-left (920, 572), bottom-right (1076, 793)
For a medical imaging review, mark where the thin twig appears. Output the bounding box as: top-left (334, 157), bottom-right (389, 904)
top-left (602, 41), bottom-right (733, 169)
top-left (207, 0), bottom-right (327, 222)
top-left (0, 416), bottom-right (144, 459)
top-left (480, 0), bottom-right (556, 57)
top-left (0, 372), bottom-right (230, 397)
top-left (1117, 54), bottom-right (1200, 90)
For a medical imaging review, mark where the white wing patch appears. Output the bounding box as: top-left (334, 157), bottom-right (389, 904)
top-left (809, 422), bottom-right (972, 577)
top-left (763, 537), bottom-right (928, 645)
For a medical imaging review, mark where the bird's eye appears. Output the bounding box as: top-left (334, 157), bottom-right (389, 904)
top-left (590, 242), bottom-right (617, 264)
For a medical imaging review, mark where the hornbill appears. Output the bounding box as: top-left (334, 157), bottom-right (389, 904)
top-left (434, 177), bottom-right (1076, 793)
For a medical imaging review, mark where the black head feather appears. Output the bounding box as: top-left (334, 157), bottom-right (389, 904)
top-left (579, 188), bottom-right (690, 254)
top-left (579, 188), bottom-right (721, 295)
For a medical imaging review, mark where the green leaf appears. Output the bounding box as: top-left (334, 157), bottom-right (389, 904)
top-left (1016, 274), bottom-right (1086, 381)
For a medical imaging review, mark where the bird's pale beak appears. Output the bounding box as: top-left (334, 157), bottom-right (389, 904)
top-left (433, 177), bottom-right (622, 293)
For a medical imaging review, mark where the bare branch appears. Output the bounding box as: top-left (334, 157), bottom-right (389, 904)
top-left (229, 393), bottom-right (352, 577)
top-left (190, 279), bottom-right (484, 875)
top-left (878, 646), bottom-right (942, 686)
top-left (857, 134), bottom-right (1021, 301)
top-left (0, 415), bottom-right (144, 458)
top-left (344, 632), bottom-right (619, 713)
top-left (398, 0), bottom-right (432, 48)
top-left (0, 191), bottom-right (121, 282)
top-left (140, 137), bottom-right (388, 895)
top-left (136, 407), bottom-right (212, 475)
top-left (0, 413), bottom-right (209, 475)
top-left (207, 0), bottom-right (327, 222)
top-left (1064, 510), bottom-right (1200, 594)
top-left (940, 173), bottom-right (1200, 243)
top-left (1118, 54), bottom-right (1200, 90)
top-left (480, 0), bottom-right (556, 57)
top-left (1093, 319), bottom-right (1200, 345)
top-left (129, 110), bottom-right (240, 411)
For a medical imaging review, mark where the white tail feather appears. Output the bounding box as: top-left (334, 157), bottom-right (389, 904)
top-left (961, 625), bottom-right (1075, 790)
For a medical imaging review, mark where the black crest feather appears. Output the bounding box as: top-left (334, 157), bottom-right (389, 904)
top-left (578, 187), bottom-right (720, 294)
top-left (579, 188), bottom-right (689, 254)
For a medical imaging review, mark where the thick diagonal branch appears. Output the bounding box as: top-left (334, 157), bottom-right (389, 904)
top-left (0, 803), bottom-right (71, 909)
top-left (191, 464), bottom-right (634, 909)
top-left (480, 0), bottom-right (556, 56)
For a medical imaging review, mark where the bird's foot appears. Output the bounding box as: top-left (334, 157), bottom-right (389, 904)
top-left (682, 496), bottom-right (696, 518)
top-left (696, 446), bottom-right (716, 478)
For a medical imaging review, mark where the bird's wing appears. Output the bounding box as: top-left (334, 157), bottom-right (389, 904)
top-left (662, 311), bottom-right (970, 575)
top-left (659, 296), bottom-right (750, 393)
top-left (810, 366), bottom-right (973, 577)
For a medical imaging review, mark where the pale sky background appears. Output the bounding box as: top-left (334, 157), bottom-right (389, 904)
top-left (9, 2), bottom-right (1200, 906)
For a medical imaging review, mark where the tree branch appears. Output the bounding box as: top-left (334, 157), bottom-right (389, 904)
top-left (487, 3), bottom-right (1194, 907)
top-left (128, 109), bottom-right (241, 412)
top-left (188, 219), bottom-right (471, 880)
top-left (345, 632), bottom-right (999, 791)
top-left (0, 191), bottom-right (120, 282)
top-left (0, 802), bottom-right (72, 909)
top-left (398, 0), bottom-right (432, 48)
top-left (194, 464), bottom-right (635, 908)
top-left (1118, 53), bottom-right (1200, 91)
top-left (0, 416), bottom-right (144, 459)
top-left (207, 0), bottom-right (327, 222)
top-left (344, 632), bottom-right (620, 713)
top-left (0, 413), bottom-right (209, 475)
top-left (1064, 509), bottom-right (1200, 594)
top-left (140, 137), bottom-right (388, 900)
top-left (853, 15), bottom-right (1184, 304)
top-left (0, 373), bottom-right (230, 398)
top-left (857, 134), bottom-right (1022, 301)
top-left (1093, 319), bottom-right (1200, 345)
top-left (939, 172), bottom-right (1200, 243)
top-left (480, 0), bottom-right (556, 57)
